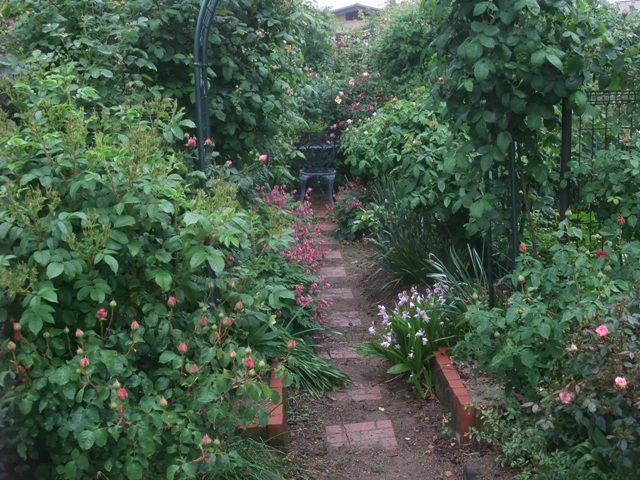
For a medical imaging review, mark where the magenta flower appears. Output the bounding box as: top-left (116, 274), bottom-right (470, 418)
top-left (244, 357), bottom-right (254, 369)
top-left (96, 308), bottom-right (108, 320)
top-left (595, 324), bottom-right (609, 337)
top-left (258, 154), bottom-right (268, 163)
top-left (186, 137), bottom-right (197, 148)
top-left (117, 387), bottom-right (128, 400)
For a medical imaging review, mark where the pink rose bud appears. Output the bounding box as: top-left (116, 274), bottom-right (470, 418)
top-left (159, 396), bottom-right (168, 407)
top-left (186, 137), bottom-right (197, 148)
top-left (167, 295), bottom-right (177, 308)
top-left (595, 324), bottom-right (609, 337)
top-left (204, 138), bottom-right (213, 146)
top-left (617, 215), bottom-right (625, 226)
top-left (258, 154), bottom-right (268, 163)
top-left (75, 328), bottom-right (84, 338)
top-left (615, 376), bottom-right (628, 389)
top-left (519, 242), bottom-right (527, 253)
top-left (7, 340), bottom-right (16, 351)
top-left (244, 357), bottom-right (254, 369)
top-left (130, 320), bottom-right (140, 331)
top-left (190, 364), bottom-right (200, 374)
top-left (202, 434), bottom-right (212, 445)
top-left (348, 79), bottom-right (355, 87)
top-left (199, 316), bottom-right (208, 327)
top-left (224, 160), bottom-right (233, 168)
top-left (12, 322), bottom-right (21, 332)
top-left (178, 342), bottom-right (188, 354)
top-left (235, 301), bottom-right (244, 311)
top-left (80, 357), bottom-right (89, 368)
top-left (222, 316), bottom-right (233, 327)
top-left (287, 339), bottom-right (296, 350)
top-left (96, 308), bottom-right (108, 320)
top-left (117, 387), bottom-right (128, 400)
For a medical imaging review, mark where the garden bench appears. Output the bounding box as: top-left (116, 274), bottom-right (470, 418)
top-left (296, 139), bottom-right (337, 206)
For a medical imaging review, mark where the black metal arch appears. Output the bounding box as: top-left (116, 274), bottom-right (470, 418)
top-left (194, 0), bottom-right (220, 175)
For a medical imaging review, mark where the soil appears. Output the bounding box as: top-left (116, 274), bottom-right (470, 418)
top-left (285, 203), bottom-right (516, 480)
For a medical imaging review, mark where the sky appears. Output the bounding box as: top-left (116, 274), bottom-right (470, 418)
top-left (312, 0), bottom-right (386, 10)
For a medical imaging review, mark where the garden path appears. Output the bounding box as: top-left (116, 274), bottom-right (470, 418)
top-left (285, 201), bottom-right (513, 480)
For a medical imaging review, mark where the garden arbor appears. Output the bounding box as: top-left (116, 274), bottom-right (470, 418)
top-left (193, 0), bottom-right (220, 175)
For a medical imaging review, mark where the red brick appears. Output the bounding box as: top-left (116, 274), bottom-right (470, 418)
top-left (321, 288), bottom-right (354, 300)
top-left (326, 420), bottom-right (398, 450)
top-left (319, 347), bottom-right (359, 359)
top-left (325, 250), bottom-right (342, 260)
top-left (326, 311), bottom-right (362, 327)
top-left (320, 266), bottom-right (347, 278)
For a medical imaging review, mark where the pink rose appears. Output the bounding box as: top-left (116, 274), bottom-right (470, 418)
top-left (167, 295), bottom-right (177, 308)
top-left (202, 434), bottom-right (212, 445)
top-left (258, 154), bottom-right (268, 163)
top-left (244, 357), bottom-right (254, 369)
top-left (186, 137), bottom-right (197, 148)
top-left (159, 396), bottom-right (168, 407)
top-left (199, 315), bottom-right (208, 327)
top-left (117, 387), bottom-right (128, 400)
top-left (80, 357), bottom-right (90, 368)
top-left (288, 339), bottom-right (296, 350)
top-left (559, 391), bottom-right (573, 404)
top-left (178, 342), bottom-right (187, 354)
top-left (617, 215), bottom-right (625, 226)
top-left (96, 308), bottom-right (108, 320)
top-left (614, 376), bottom-right (628, 389)
top-left (348, 79), bottom-right (355, 87)
top-left (204, 138), bottom-right (213, 146)
top-left (130, 320), bottom-right (140, 331)
top-left (224, 160), bottom-right (232, 168)
top-left (190, 364), bottom-right (200, 374)
top-left (595, 324), bottom-right (609, 337)
top-left (6, 340), bottom-right (16, 351)
top-left (519, 242), bottom-right (527, 253)
top-left (75, 328), bottom-right (84, 338)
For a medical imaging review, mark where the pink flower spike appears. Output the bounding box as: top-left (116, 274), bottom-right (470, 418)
top-left (80, 357), bottom-right (89, 368)
top-left (559, 391), bottom-right (573, 405)
top-left (202, 434), bottom-right (212, 446)
top-left (615, 376), bottom-right (628, 389)
top-left (595, 324), bottom-right (609, 337)
top-left (117, 387), bottom-right (128, 400)
top-left (258, 154), bottom-right (268, 163)
top-left (186, 137), bottom-right (197, 148)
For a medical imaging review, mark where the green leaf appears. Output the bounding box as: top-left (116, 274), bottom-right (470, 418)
top-left (520, 349), bottom-right (535, 368)
top-left (386, 363), bottom-right (411, 375)
top-left (78, 430), bottom-right (95, 450)
top-left (206, 251), bottom-right (225, 274)
top-left (33, 250), bottom-right (50, 265)
top-left (497, 131), bottom-right (512, 154)
top-left (531, 50), bottom-right (545, 67)
top-left (189, 250), bottom-right (207, 270)
top-left (154, 271), bottom-right (172, 291)
top-left (183, 212), bottom-right (199, 226)
top-left (113, 216), bottom-right (135, 228)
top-left (166, 465), bottom-right (180, 480)
top-left (525, 0), bottom-right (540, 15)
top-left (545, 54), bottom-right (563, 71)
top-left (473, 60), bottom-right (490, 81)
top-left (103, 255), bottom-right (119, 274)
top-left (46, 262), bottom-right (64, 279)
top-left (18, 399), bottom-right (33, 415)
top-left (159, 351), bottom-right (177, 364)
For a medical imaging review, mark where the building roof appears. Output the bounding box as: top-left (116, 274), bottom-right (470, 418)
top-left (331, 3), bottom-right (382, 15)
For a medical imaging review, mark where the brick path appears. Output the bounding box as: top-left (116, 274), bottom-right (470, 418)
top-left (316, 219), bottom-right (400, 455)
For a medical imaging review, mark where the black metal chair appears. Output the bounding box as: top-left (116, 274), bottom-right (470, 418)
top-left (297, 140), bottom-right (337, 206)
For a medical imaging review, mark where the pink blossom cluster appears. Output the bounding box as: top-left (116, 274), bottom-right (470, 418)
top-left (261, 185), bottom-right (289, 209)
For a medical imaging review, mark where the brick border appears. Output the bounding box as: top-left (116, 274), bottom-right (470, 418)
top-left (431, 347), bottom-right (477, 444)
top-left (245, 364), bottom-right (289, 447)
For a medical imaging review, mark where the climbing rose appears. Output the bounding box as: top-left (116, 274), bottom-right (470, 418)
top-left (12, 322), bottom-right (20, 332)
top-left (6, 340), bottom-right (16, 351)
top-left (75, 328), bottom-right (84, 338)
top-left (130, 320), bottom-right (140, 331)
top-left (235, 301), bottom-right (244, 311)
top-left (159, 396), bottom-right (168, 407)
top-left (244, 357), bottom-right (254, 369)
top-left (258, 154), bottom-right (268, 163)
top-left (186, 137), bottom-right (197, 148)
top-left (202, 434), bottom-right (212, 445)
top-left (224, 160), bottom-right (232, 168)
top-left (96, 308), bottom-right (108, 320)
top-left (167, 295), bottom-right (177, 307)
top-left (617, 215), bottom-right (625, 226)
top-left (204, 137), bottom-right (213, 146)
top-left (80, 357), bottom-right (89, 368)
top-left (615, 376), bottom-right (628, 389)
top-left (287, 339), bottom-right (296, 350)
top-left (595, 324), bottom-right (609, 337)
top-left (222, 316), bottom-right (233, 327)
top-left (178, 342), bottom-right (188, 354)
top-left (117, 387), bottom-right (128, 400)
top-left (199, 316), bottom-right (208, 327)
top-left (519, 242), bottom-right (527, 253)
top-left (190, 364), bottom-right (200, 374)
top-left (559, 391), bottom-right (573, 404)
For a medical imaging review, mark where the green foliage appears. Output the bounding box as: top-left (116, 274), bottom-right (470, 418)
top-left (0, 0), bottom-right (334, 165)
top-left (360, 283), bottom-right (463, 396)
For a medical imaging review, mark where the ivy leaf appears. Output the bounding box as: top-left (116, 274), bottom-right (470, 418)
top-left (78, 430), bottom-right (95, 450)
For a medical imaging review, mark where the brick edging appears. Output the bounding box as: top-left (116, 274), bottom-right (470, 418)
top-left (245, 363), bottom-right (289, 447)
top-left (431, 347), bottom-right (477, 444)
